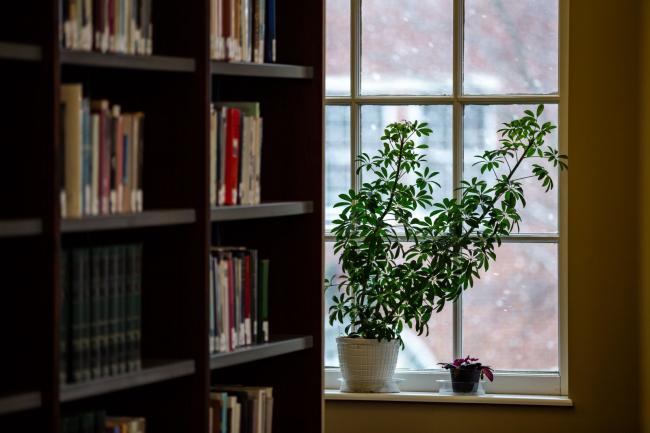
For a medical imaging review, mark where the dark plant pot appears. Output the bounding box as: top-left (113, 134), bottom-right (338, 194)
top-left (450, 367), bottom-right (481, 393)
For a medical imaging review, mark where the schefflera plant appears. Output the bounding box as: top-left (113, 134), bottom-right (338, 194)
top-left (326, 105), bottom-right (568, 346)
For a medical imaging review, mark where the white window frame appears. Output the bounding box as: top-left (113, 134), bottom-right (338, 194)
top-left (324, 0), bottom-right (568, 396)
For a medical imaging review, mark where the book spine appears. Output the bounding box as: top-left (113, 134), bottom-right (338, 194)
top-left (244, 253), bottom-right (251, 345)
top-left (209, 254), bottom-right (215, 353)
top-left (60, 251), bottom-right (69, 384)
top-left (264, 0), bottom-right (275, 63)
top-left (99, 247), bottom-right (110, 377)
top-left (91, 112), bottom-right (100, 215)
top-left (134, 244), bottom-right (142, 370)
top-left (259, 259), bottom-right (269, 342)
top-left (61, 84), bottom-right (84, 218)
top-left (82, 99), bottom-right (91, 216)
top-left (118, 245), bottom-right (127, 373)
top-left (250, 249), bottom-right (258, 344)
top-left (109, 245), bottom-right (119, 375)
top-left (91, 248), bottom-right (102, 378)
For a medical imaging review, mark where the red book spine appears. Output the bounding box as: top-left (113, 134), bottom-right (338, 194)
top-left (244, 254), bottom-right (251, 345)
top-left (224, 108), bottom-right (241, 205)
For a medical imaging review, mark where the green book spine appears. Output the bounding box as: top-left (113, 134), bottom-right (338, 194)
top-left (109, 245), bottom-right (119, 375)
top-left (259, 259), bottom-right (269, 343)
top-left (60, 250), bottom-right (68, 384)
top-left (100, 247), bottom-right (110, 377)
top-left (125, 244), bottom-right (135, 371)
top-left (116, 245), bottom-right (126, 374)
top-left (134, 244), bottom-right (142, 370)
top-left (91, 247), bottom-right (102, 379)
top-left (250, 249), bottom-right (258, 344)
top-left (71, 249), bottom-right (84, 383)
top-left (81, 248), bottom-right (92, 381)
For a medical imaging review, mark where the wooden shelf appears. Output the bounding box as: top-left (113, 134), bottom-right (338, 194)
top-left (211, 61), bottom-right (313, 79)
top-left (0, 218), bottom-right (42, 238)
top-left (60, 360), bottom-right (196, 402)
top-left (211, 201), bottom-right (313, 222)
top-left (0, 42), bottom-right (41, 61)
top-left (62, 209), bottom-right (196, 233)
top-left (210, 335), bottom-right (313, 369)
top-left (0, 392), bottom-right (42, 415)
top-left (60, 49), bottom-right (196, 72)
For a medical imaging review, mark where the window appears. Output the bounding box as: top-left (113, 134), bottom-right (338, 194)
top-left (324, 0), bottom-right (566, 395)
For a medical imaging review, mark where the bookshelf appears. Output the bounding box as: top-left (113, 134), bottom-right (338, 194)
top-left (210, 336), bottom-right (313, 369)
top-left (0, 1), bottom-right (323, 433)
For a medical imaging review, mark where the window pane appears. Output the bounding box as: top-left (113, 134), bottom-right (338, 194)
top-left (463, 104), bottom-right (559, 233)
top-left (463, 243), bottom-right (559, 371)
top-left (361, 0), bottom-right (453, 95)
top-left (326, 0), bottom-right (350, 96)
top-left (463, 0), bottom-right (559, 95)
top-left (325, 106), bottom-right (351, 231)
top-left (324, 242), bottom-right (453, 369)
top-left (361, 105), bottom-right (454, 220)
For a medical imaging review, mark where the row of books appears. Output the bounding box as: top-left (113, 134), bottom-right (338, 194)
top-left (210, 103), bottom-right (263, 207)
top-left (210, 0), bottom-right (276, 63)
top-left (60, 244), bottom-right (143, 384)
top-left (209, 248), bottom-right (269, 354)
top-left (61, 84), bottom-right (144, 218)
top-left (61, 411), bottom-right (145, 433)
top-left (210, 386), bottom-right (273, 433)
top-left (61, 0), bottom-right (153, 55)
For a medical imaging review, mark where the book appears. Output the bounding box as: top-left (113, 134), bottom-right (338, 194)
top-left (209, 248), bottom-right (269, 353)
top-left (60, 244), bottom-right (143, 384)
top-left (61, 86), bottom-right (145, 218)
top-left (62, 0), bottom-right (153, 55)
top-left (212, 102), bottom-right (263, 207)
top-left (264, 0), bottom-right (275, 63)
top-left (61, 84), bottom-right (84, 218)
top-left (211, 386), bottom-right (274, 433)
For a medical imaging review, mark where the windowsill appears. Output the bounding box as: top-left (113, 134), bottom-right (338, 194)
top-left (324, 390), bottom-right (573, 407)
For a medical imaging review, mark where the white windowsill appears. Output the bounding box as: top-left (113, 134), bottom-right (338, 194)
top-left (324, 390), bottom-right (573, 407)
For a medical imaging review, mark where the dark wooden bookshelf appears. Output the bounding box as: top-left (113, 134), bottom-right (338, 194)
top-left (210, 336), bottom-right (313, 369)
top-left (1, 0), bottom-right (323, 432)
top-left (0, 392), bottom-right (42, 415)
top-left (60, 360), bottom-right (195, 402)
top-left (211, 201), bottom-right (313, 222)
top-left (61, 209), bottom-right (196, 233)
top-left (60, 49), bottom-right (196, 72)
top-left (0, 218), bottom-right (42, 237)
top-left (0, 41), bottom-right (41, 61)
top-left (211, 61), bottom-right (313, 79)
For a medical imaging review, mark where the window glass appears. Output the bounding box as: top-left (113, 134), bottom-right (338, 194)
top-left (463, 243), bottom-right (559, 371)
top-left (361, 0), bottom-right (453, 95)
top-left (464, 0), bottom-right (559, 95)
top-left (463, 104), bottom-right (559, 233)
top-left (326, 0), bottom-right (351, 96)
top-left (325, 106), bottom-right (351, 231)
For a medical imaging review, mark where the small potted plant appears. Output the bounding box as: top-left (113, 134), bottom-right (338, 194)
top-left (326, 106), bottom-right (568, 393)
top-left (439, 357), bottom-right (494, 393)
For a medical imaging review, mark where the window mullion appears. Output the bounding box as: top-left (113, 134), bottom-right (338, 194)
top-left (350, 0), bottom-right (361, 192)
top-left (452, 0), bottom-right (465, 361)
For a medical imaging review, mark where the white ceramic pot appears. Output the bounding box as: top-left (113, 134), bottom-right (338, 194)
top-left (336, 336), bottom-right (400, 393)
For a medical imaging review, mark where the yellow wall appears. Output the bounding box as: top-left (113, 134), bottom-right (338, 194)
top-left (641, 0), bottom-right (650, 431)
top-left (326, 1), bottom-right (645, 432)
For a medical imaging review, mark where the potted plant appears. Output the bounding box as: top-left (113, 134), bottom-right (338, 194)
top-left (439, 357), bottom-right (494, 393)
top-left (326, 105), bottom-right (568, 393)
